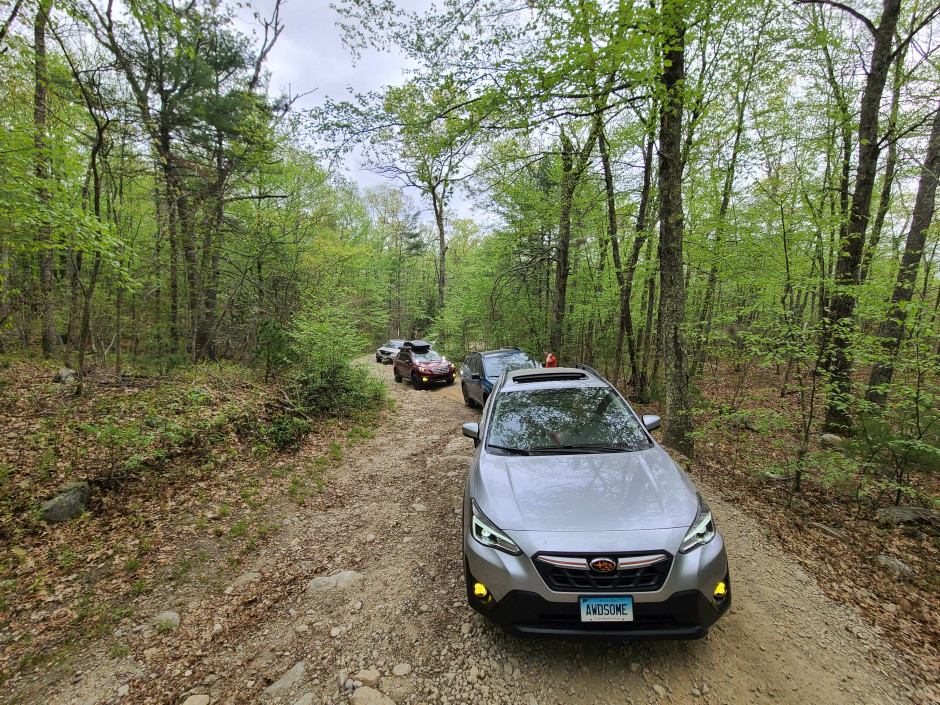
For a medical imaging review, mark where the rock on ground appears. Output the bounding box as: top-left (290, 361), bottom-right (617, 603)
top-left (354, 668), bottom-right (381, 688)
top-left (875, 554), bottom-right (914, 576)
top-left (263, 661), bottom-right (306, 696)
top-left (52, 368), bottom-right (76, 383)
top-left (305, 570), bottom-right (363, 592)
top-left (39, 481), bottom-right (90, 523)
top-left (820, 433), bottom-right (846, 449)
top-left (877, 506), bottom-right (940, 526)
top-left (182, 697), bottom-right (211, 705)
top-left (350, 686), bottom-right (396, 705)
top-left (151, 611), bottom-right (180, 631)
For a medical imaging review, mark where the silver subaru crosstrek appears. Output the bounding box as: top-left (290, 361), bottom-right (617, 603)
top-left (461, 365), bottom-right (730, 638)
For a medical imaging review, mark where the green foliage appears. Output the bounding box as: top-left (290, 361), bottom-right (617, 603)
top-left (286, 364), bottom-right (386, 420)
top-left (291, 299), bottom-right (367, 378)
top-left (255, 321), bottom-right (292, 381)
top-left (264, 414), bottom-right (311, 453)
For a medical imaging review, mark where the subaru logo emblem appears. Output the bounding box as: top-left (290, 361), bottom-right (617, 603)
top-left (590, 558), bottom-right (616, 573)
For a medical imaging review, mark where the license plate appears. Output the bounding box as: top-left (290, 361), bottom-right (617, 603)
top-left (579, 596), bottom-right (634, 622)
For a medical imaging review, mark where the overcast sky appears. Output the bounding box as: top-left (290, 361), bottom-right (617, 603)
top-left (234, 1), bottom-right (484, 222)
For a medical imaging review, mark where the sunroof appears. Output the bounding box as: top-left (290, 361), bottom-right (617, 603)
top-left (511, 372), bottom-right (588, 383)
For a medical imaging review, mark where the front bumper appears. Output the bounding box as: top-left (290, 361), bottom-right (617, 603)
top-left (464, 523), bottom-right (731, 639)
top-left (416, 370), bottom-right (457, 384)
top-left (466, 576), bottom-right (730, 639)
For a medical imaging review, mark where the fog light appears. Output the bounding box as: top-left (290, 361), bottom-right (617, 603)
top-left (422, 377), bottom-right (429, 382)
top-left (714, 581), bottom-right (727, 599)
top-left (473, 582), bottom-right (488, 597)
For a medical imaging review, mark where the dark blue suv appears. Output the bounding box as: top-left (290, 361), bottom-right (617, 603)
top-left (460, 348), bottom-right (540, 407)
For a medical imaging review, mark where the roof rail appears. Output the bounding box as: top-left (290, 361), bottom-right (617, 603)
top-left (571, 362), bottom-right (604, 380)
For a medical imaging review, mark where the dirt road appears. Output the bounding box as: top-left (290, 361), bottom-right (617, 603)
top-left (46, 359), bottom-right (915, 705)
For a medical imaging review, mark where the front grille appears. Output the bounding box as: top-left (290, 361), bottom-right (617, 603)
top-left (535, 554), bottom-right (672, 593)
top-left (433, 367), bottom-right (450, 373)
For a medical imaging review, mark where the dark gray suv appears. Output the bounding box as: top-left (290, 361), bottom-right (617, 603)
top-left (460, 366), bottom-right (730, 638)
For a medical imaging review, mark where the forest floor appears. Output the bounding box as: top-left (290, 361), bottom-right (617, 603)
top-left (0, 356), bottom-right (936, 705)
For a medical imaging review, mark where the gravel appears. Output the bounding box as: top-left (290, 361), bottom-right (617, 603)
top-left (35, 358), bottom-right (919, 705)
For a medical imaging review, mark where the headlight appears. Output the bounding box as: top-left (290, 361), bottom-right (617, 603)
top-left (679, 495), bottom-right (716, 554)
top-left (471, 501), bottom-right (521, 555)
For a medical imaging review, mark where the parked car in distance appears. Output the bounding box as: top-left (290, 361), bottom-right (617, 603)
top-left (460, 348), bottom-right (540, 407)
top-left (460, 364), bottom-right (730, 639)
top-left (376, 339), bottom-right (406, 363)
top-left (393, 340), bottom-right (456, 389)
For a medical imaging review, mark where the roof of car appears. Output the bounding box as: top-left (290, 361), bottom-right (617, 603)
top-left (475, 347), bottom-right (526, 357)
top-left (501, 366), bottom-right (607, 388)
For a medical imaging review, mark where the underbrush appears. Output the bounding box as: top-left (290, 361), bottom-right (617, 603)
top-left (0, 354), bottom-right (387, 685)
top-left (636, 359), bottom-right (940, 689)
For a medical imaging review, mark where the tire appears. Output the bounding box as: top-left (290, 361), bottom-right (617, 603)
top-left (394, 370), bottom-right (402, 383)
top-left (376, 354), bottom-right (382, 362)
top-left (462, 384), bottom-right (475, 407)
top-left (446, 378), bottom-right (455, 385)
top-left (412, 373), bottom-right (422, 390)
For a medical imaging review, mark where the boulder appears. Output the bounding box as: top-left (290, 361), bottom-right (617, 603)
top-left (877, 506), bottom-right (940, 527)
top-left (820, 433), bottom-right (846, 449)
top-left (52, 368), bottom-right (76, 384)
top-left (305, 570), bottom-right (363, 592)
top-left (875, 554), bottom-right (914, 577)
top-left (39, 482), bottom-right (90, 523)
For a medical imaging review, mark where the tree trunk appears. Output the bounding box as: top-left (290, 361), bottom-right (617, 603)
top-left (612, 127), bottom-right (654, 390)
top-left (550, 126), bottom-right (598, 355)
top-left (432, 185), bottom-right (447, 310)
top-left (866, 102), bottom-right (940, 404)
top-left (657, 2), bottom-right (694, 457)
top-left (550, 129), bottom-right (575, 355)
top-left (824, 0), bottom-right (902, 431)
top-left (34, 0), bottom-right (56, 357)
top-left (861, 51), bottom-right (905, 285)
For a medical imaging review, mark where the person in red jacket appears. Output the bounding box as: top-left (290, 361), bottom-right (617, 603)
top-left (544, 351), bottom-right (557, 367)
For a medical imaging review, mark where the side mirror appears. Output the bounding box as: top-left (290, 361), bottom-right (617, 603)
top-left (643, 414), bottom-right (661, 431)
top-left (462, 422), bottom-right (479, 439)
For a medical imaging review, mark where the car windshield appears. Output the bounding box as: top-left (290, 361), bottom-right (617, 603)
top-left (415, 351), bottom-right (443, 363)
top-left (386, 340), bottom-right (404, 347)
top-left (486, 387), bottom-right (649, 453)
top-left (483, 353), bottom-right (538, 377)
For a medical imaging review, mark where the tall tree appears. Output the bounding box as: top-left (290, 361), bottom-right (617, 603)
top-left (803, 0), bottom-right (902, 431)
top-left (34, 0), bottom-right (55, 356)
top-left (866, 102), bottom-right (940, 403)
top-left (658, 0), bottom-right (694, 456)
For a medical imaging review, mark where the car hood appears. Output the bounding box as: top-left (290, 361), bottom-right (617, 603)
top-left (472, 446), bottom-right (698, 532)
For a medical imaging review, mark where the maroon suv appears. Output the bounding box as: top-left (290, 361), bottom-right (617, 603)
top-left (393, 341), bottom-right (456, 389)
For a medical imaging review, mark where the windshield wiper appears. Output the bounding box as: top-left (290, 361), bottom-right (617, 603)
top-left (529, 444), bottom-right (636, 454)
top-left (486, 444), bottom-right (532, 456)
